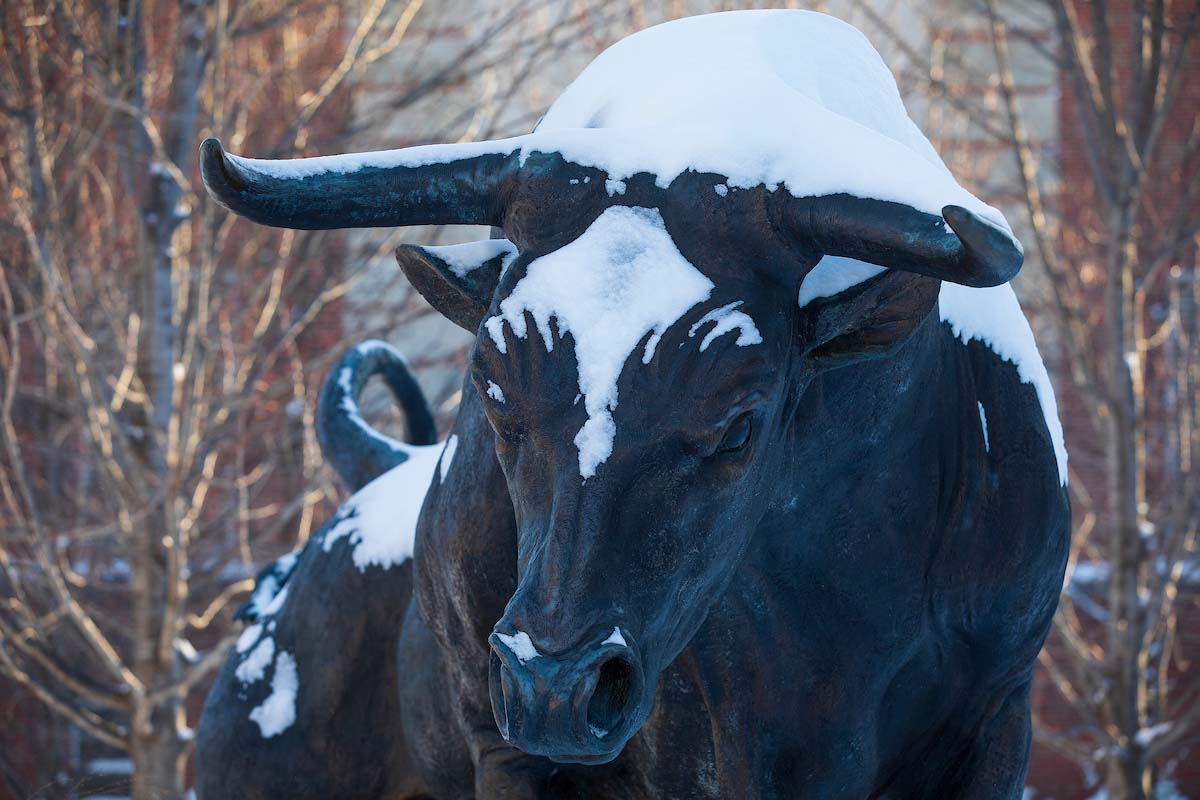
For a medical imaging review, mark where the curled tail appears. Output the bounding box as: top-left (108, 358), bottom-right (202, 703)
top-left (236, 340), bottom-right (435, 622)
top-left (317, 339), bottom-right (437, 492)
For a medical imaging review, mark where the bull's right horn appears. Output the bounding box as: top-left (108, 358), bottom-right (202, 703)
top-left (199, 137), bottom-right (523, 230)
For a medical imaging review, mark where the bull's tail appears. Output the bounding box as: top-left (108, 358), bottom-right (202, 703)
top-left (235, 341), bottom-right (434, 622)
top-left (317, 339), bottom-right (437, 492)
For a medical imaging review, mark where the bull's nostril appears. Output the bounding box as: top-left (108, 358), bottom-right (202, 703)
top-left (587, 656), bottom-right (635, 740)
top-left (489, 650), bottom-right (510, 740)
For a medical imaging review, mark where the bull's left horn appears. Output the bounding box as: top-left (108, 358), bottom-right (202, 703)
top-left (780, 193), bottom-right (1024, 288)
top-left (199, 137), bottom-right (521, 230)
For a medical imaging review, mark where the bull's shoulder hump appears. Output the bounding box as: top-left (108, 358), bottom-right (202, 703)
top-left (938, 283), bottom-right (1067, 486)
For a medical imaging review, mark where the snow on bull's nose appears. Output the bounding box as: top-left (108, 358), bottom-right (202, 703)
top-left (601, 627), bottom-right (627, 647)
top-left (483, 206), bottom-right (716, 479)
top-left (497, 631), bottom-right (541, 664)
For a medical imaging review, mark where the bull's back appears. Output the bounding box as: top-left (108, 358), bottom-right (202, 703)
top-left (195, 522), bottom-right (424, 800)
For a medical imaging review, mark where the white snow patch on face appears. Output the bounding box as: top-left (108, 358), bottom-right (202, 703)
top-left (939, 283), bottom-right (1067, 484)
top-left (486, 380), bottom-right (505, 403)
top-left (601, 627), bottom-right (627, 647)
top-left (321, 443), bottom-right (443, 570)
top-left (235, 623), bottom-right (263, 654)
top-left (440, 435), bottom-right (458, 482)
top-left (714, 183), bottom-right (729, 197)
top-left (248, 651), bottom-right (298, 738)
top-left (235, 637), bottom-right (275, 685)
top-left (484, 207), bottom-right (714, 479)
top-left (977, 401), bottom-right (990, 453)
top-left (688, 301), bottom-right (763, 351)
top-left (497, 631), bottom-right (541, 664)
top-left (605, 178), bottom-right (626, 196)
top-left (419, 239), bottom-right (518, 278)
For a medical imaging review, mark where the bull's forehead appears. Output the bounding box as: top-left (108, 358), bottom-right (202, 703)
top-left (482, 206), bottom-right (763, 480)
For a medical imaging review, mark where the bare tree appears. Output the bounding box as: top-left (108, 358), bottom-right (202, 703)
top-left (851, 0), bottom-right (1199, 796)
top-left (0, 1), bottom-right (538, 796)
top-left (1000, 3), bottom-right (1199, 798)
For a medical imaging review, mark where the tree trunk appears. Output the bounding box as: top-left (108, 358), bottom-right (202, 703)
top-left (130, 717), bottom-right (186, 800)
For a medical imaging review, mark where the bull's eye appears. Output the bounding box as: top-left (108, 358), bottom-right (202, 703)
top-left (718, 414), bottom-right (753, 454)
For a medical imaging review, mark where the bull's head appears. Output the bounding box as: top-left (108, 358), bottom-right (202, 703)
top-left (200, 138), bottom-right (1021, 764)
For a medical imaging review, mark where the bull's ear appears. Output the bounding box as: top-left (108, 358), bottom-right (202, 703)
top-left (797, 266), bottom-right (940, 370)
top-left (395, 238), bottom-right (516, 332)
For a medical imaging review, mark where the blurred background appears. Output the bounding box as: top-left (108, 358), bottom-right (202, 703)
top-left (0, 0), bottom-right (1196, 798)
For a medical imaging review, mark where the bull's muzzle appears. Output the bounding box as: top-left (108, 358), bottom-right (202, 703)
top-left (487, 623), bottom-right (645, 764)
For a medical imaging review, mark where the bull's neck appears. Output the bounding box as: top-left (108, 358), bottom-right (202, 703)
top-left (770, 304), bottom-right (954, 543)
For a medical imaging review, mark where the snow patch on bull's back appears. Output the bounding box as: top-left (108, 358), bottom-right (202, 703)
top-left (235, 637), bottom-right (275, 685)
top-left (236, 623), bottom-right (263, 654)
top-left (321, 443), bottom-right (443, 570)
top-left (484, 207), bottom-right (714, 479)
top-left (248, 651), bottom-right (298, 738)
